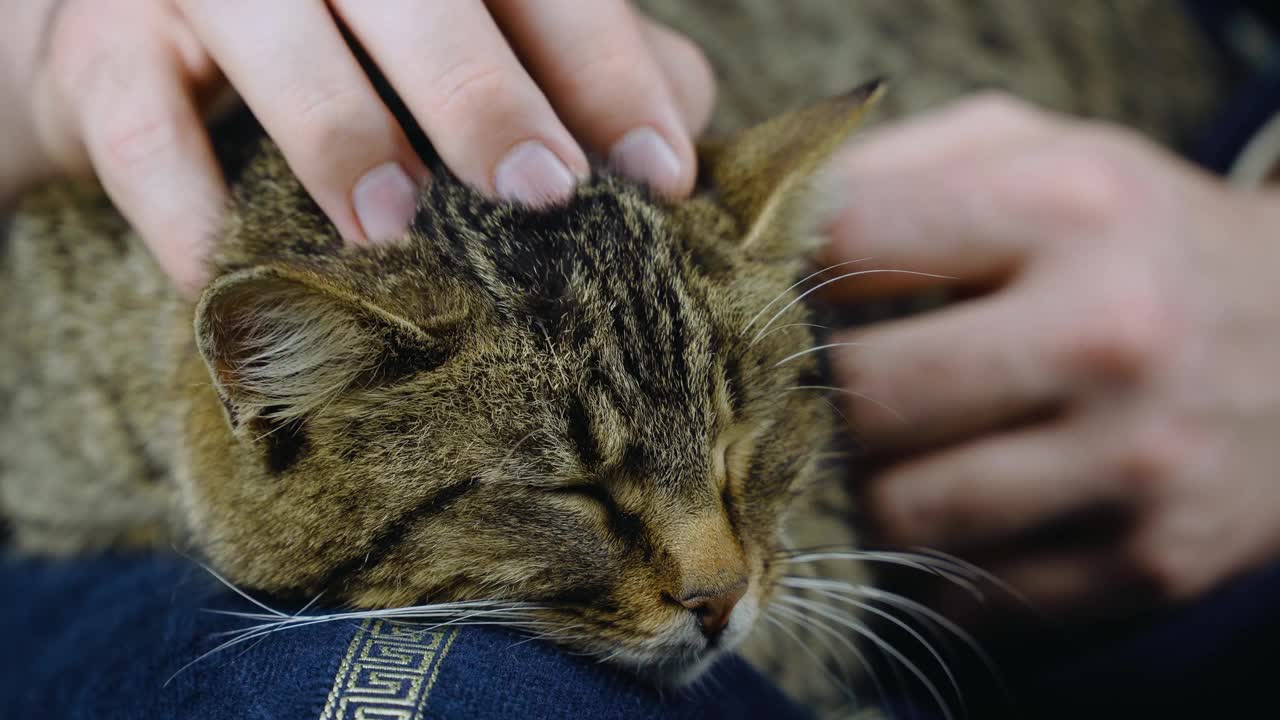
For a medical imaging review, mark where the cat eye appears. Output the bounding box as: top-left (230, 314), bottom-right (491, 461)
top-left (549, 483), bottom-right (615, 509)
top-left (547, 484), bottom-right (646, 544)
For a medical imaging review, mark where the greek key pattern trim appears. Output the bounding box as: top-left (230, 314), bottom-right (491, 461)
top-left (319, 619), bottom-right (459, 720)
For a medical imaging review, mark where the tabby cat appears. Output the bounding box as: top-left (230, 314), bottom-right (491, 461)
top-left (0, 0), bottom-right (1227, 713)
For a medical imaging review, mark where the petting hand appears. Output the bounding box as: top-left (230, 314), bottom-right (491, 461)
top-left (0, 0), bottom-right (714, 296)
top-left (822, 94), bottom-right (1280, 617)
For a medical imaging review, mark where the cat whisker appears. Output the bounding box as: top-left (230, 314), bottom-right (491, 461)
top-left (203, 604), bottom-right (489, 623)
top-left (173, 601), bottom-right (553, 685)
top-left (194, 559), bottom-right (290, 618)
top-left (778, 549), bottom-right (985, 601)
top-left (209, 608), bottom-right (553, 647)
top-left (769, 599), bottom-right (856, 679)
top-left (165, 619), bottom-right (327, 687)
top-left (782, 580), bottom-right (966, 717)
top-left (753, 322), bottom-right (831, 345)
top-left (788, 544), bottom-right (1037, 612)
top-left (782, 384), bottom-right (906, 423)
top-left (775, 595), bottom-right (955, 720)
top-left (768, 595), bottom-right (886, 711)
top-left (175, 607), bottom-right (558, 685)
top-left (295, 591), bottom-right (326, 616)
top-left (786, 578), bottom-right (1011, 706)
top-left (229, 631), bottom-right (276, 663)
top-left (761, 609), bottom-right (863, 710)
top-left (906, 546), bottom-right (1036, 611)
top-left (751, 268), bottom-right (955, 346)
top-left (771, 600), bottom-right (905, 712)
top-left (504, 623), bottom-right (590, 649)
top-left (204, 598), bottom-right (541, 624)
top-left (773, 342), bottom-right (871, 369)
top-left (807, 394), bottom-right (851, 425)
top-left (741, 258), bottom-right (873, 335)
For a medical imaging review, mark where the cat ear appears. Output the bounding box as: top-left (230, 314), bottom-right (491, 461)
top-left (698, 79), bottom-right (885, 260)
top-left (194, 267), bottom-right (452, 434)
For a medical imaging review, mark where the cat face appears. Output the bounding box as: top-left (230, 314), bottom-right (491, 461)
top-left (183, 83), bottom-right (882, 683)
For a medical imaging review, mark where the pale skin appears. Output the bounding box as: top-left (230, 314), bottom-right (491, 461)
top-left (0, 0), bottom-right (715, 296)
top-left (2, 2), bottom-right (1278, 624)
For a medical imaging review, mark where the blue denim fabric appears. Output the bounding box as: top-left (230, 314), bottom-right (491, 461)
top-left (0, 553), bottom-right (812, 719)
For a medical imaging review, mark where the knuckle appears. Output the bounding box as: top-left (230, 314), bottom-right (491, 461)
top-left (429, 60), bottom-right (521, 121)
top-left (289, 86), bottom-right (385, 151)
top-left (1055, 275), bottom-right (1172, 383)
top-left (1030, 134), bottom-right (1146, 230)
top-left (99, 113), bottom-right (182, 174)
top-left (562, 46), bottom-right (665, 111)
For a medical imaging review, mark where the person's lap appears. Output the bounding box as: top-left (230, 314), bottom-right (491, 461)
top-left (7, 550), bottom-right (1280, 719)
top-left (0, 552), bottom-right (811, 719)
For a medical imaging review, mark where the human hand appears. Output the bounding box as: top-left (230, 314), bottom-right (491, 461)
top-left (1, 0), bottom-right (714, 296)
top-left (821, 94), bottom-right (1280, 617)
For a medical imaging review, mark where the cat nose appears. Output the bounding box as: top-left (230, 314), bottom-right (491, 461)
top-left (679, 583), bottom-right (747, 640)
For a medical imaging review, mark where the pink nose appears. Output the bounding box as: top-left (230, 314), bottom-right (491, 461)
top-left (679, 585), bottom-right (746, 640)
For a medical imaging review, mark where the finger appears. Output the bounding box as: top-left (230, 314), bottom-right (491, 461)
top-left (490, 0), bottom-right (698, 198)
top-left (74, 40), bottom-right (226, 297)
top-left (817, 96), bottom-right (1064, 301)
top-left (831, 92), bottom-right (1056, 181)
top-left (637, 17), bottom-right (716, 137)
top-left (865, 420), bottom-right (1130, 550)
top-left (987, 546), bottom-right (1150, 619)
top-left (334, 0), bottom-right (586, 207)
top-left (180, 0), bottom-right (428, 245)
top-left (828, 289), bottom-right (1070, 451)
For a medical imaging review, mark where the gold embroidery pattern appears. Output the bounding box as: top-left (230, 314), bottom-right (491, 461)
top-left (319, 619), bottom-right (460, 720)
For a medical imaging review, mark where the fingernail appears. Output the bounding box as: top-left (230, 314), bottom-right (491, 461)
top-left (609, 127), bottom-right (682, 197)
top-left (353, 162), bottom-right (419, 244)
top-left (494, 140), bottom-right (577, 207)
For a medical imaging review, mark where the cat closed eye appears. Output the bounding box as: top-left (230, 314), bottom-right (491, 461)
top-left (548, 484), bottom-right (615, 507)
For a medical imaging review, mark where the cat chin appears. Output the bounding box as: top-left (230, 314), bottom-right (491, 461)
top-left (599, 635), bottom-right (735, 688)
top-left (619, 594), bottom-right (761, 688)
top-left (644, 635), bottom-right (748, 688)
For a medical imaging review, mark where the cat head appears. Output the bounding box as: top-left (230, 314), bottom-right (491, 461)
top-left (184, 81), bottom-right (882, 683)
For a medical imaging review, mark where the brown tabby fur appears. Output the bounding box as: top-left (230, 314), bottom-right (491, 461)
top-left (1, 0), bottom-right (1227, 713)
